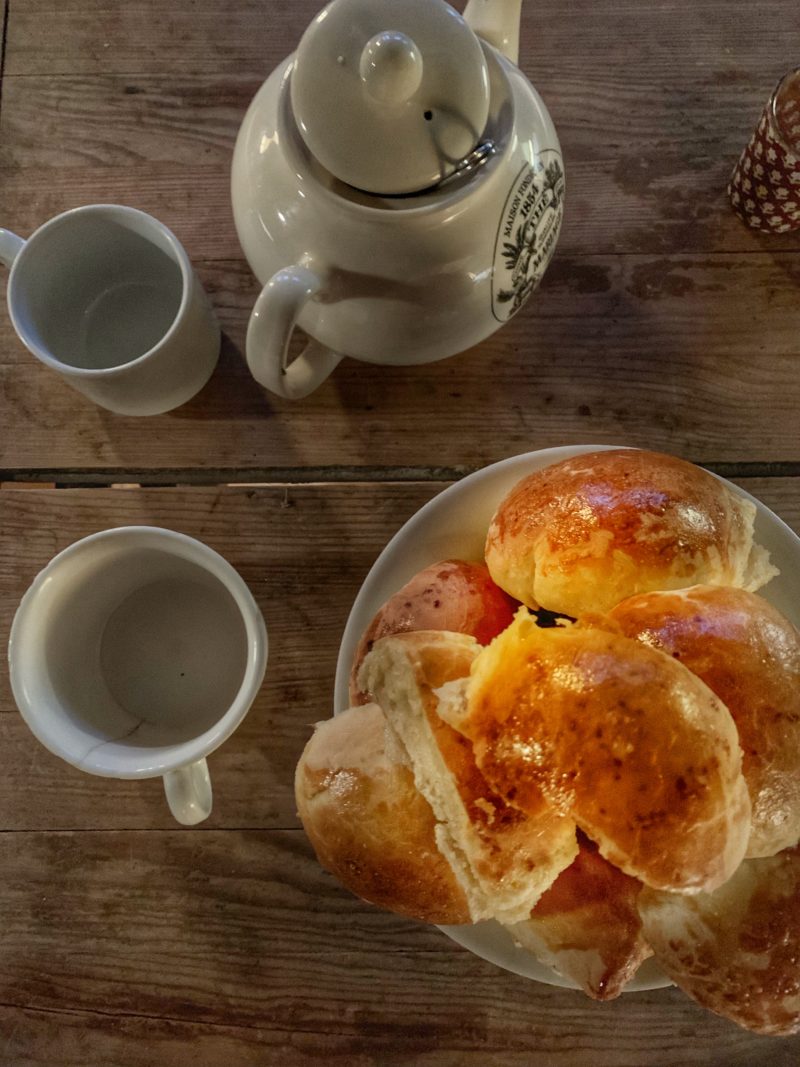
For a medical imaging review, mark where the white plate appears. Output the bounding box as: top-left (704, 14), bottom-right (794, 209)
top-left (334, 444), bottom-right (800, 991)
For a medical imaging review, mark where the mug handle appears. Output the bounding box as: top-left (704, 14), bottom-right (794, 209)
top-left (163, 758), bottom-right (213, 826)
top-left (246, 264), bottom-right (342, 400)
top-left (0, 229), bottom-right (25, 269)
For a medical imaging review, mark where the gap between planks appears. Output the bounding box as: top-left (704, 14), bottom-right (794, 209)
top-left (0, 826), bottom-right (305, 835)
top-left (2, 461), bottom-right (800, 489)
top-left (0, 1), bottom-right (9, 117)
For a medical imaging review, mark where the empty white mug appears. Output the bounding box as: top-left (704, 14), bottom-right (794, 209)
top-left (8, 527), bottom-right (268, 825)
top-left (0, 205), bottom-right (221, 415)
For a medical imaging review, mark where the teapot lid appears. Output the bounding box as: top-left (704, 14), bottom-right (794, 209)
top-left (290, 0), bottom-right (491, 195)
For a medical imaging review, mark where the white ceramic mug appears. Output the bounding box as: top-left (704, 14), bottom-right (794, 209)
top-left (0, 205), bottom-right (221, 415)
top-left (8, 527), bottom-right (268, 825)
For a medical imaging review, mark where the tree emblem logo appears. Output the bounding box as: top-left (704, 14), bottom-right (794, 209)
top-left (491, 153), bottom-right (565, 322)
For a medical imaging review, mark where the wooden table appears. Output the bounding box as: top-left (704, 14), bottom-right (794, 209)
top-left (1, 2), bottom-right (799, 1064)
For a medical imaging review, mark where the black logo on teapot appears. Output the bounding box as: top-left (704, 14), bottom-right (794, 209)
top-left (492, 153), bottom-right (564, 322)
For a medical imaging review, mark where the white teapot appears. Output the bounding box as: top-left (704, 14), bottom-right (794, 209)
top-left (232, 0), bottom-right (564, 399)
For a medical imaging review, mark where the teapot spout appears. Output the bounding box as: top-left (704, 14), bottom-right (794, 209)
top-left (463, 0), bottom-right (523, 65)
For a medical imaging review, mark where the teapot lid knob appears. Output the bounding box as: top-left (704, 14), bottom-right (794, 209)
top-left (291, 0), bottom-right (490, 195)
top-left (359, 31), bottom-right (423, 105)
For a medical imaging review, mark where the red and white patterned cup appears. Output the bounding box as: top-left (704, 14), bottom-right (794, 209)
top-left (728, 68), bottom-right (800, 232)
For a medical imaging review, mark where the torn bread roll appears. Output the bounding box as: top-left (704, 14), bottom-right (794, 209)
top-left (358, 630), bottom-right (578, 923)
top-left (639, 845), bottom-right (800, 1036)
top-left (295, 702), bottom-right (470, 924)
top-left (484, 449), bottom-right (777, 616)
top-left (506, 834), bottom-right (652, 1001)
top-left (440, 610), bottom-right (751, 893)
top-left (349, 559), bottom-right (517, 705)
top-left (609, 585), bottom-right (800, 859)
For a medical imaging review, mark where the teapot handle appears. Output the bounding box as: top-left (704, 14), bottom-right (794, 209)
top-left (246, 264), bottom-right (342, 400)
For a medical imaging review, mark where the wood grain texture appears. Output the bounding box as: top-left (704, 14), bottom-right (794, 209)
top-left (2, 2), bottom-right (800, 255)
top-left (3, 97), bottom-right (800, 262)
top-left (3, 158), bottom-right (797, 262)
top-left (3, 156), bottom-right (797, 261)
top-left (1, 828), bottom-right (798, 1066)
top-left (2, 69), bottom-right (800, 259)
top-left (3, 0), bottom-right (319, 77)
top-left (0, 74), bottom-right (253, 169)
top-left (0, 478), bottom-right (797, 833)
top-left (2, 0), bottom-right (800, 1060)
top-left (2, 252), bottom-right (800, 471)
top-left (2, 0), bottom-right (800, 477)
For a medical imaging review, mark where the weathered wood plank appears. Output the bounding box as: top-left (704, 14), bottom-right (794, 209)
top-left (0, 75), bottom-right (255, 169)
top-left (738, 478), bottom-right (800, 531)
top-left (0, 828), bottom-right (798, 1065)
top-left (3, 2), bottom-right (799, 256)
top-left (0, 164), bottom-right (239, 261)
top-left (3, 0), bottom-right (794, 86)
top-left (2, 153), bottom-right (797, 260)
top-left (2, 62), bottom-right (785, 174)
top-left (2, 67), bottom-right (800, 257)
top-left (3, 0), bottom-right (318, 77)
top-left (2, 253), bottom-right (800, 471)
top-left (0, 478), bottom-right (796, 832)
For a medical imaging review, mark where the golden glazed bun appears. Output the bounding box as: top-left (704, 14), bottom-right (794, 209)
top-left (359, 630), bottom-right (578, 923)
top-left (484, 449), bottom-right (777, 616)
top-left (639, 845), bottom-right (800, 1036)
top-left (506, 835), bottom-right (652, 1001)
top-left (441, 610), bottom-right (751, 893)
top-left (295, 702), bottom-right (470, 924)
top-left (609, 585), bottom-right (800, 859)
top-left (349, 559), bottom-right (517, 706)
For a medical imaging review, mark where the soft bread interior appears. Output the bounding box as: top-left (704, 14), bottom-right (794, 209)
top-left (359, 630), bottom-right (577, 924)
top-left (729, 493), bottom-right (777, 591)
top-left (741, 539), bottom-right (779, 592)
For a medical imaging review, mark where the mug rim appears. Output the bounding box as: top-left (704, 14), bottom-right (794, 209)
top-left (7, 526), bottom-right (268, 779)
top-left (6, 204), bottom-right (194, 378)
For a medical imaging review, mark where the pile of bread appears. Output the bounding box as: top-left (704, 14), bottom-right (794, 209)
top-left (295, 449), bottom-right (800, 1036)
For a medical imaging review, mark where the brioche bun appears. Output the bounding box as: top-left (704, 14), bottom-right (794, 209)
top-left (295, 702), bottom-right (470, 924)
top-left (445, 610), bottom-right (751, 893)
top-left (484, 449), bottom-right (777, 616)
top-left (506, 834), bottom-right (652, 1000)
top-left (639, 845), bottom-right (800, 1036)
top-left (609, 585), bottom-right (800, 859)
top-left (350, 559), bottom-right (517, 705)
top-left (359, 630), bottom-right (577, 923)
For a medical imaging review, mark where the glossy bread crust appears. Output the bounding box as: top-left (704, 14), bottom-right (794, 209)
top-left (609, 584), bottom-right (800, 858)
top-left (450, 611), bottom-right (751, 892)
top-left (484, 449), bottom-right (777, 615)
top-left (295, 702), bottom-right (471, 924)
top-left (350, 559), bottom-right (517, 705)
